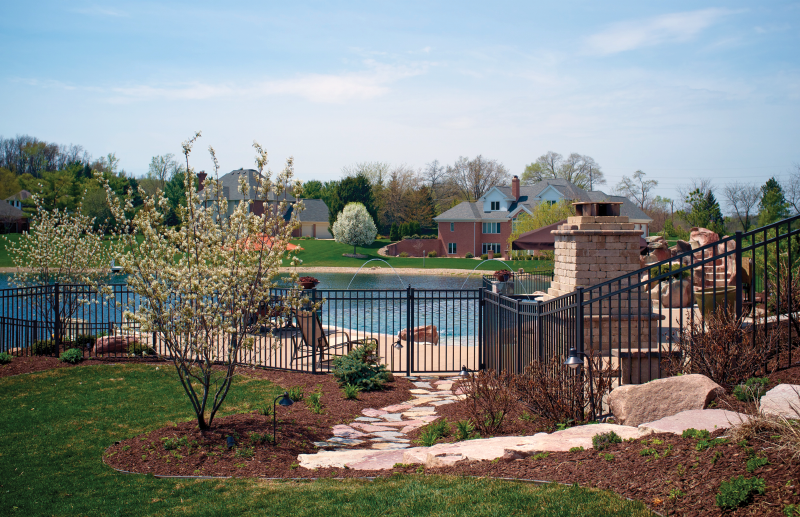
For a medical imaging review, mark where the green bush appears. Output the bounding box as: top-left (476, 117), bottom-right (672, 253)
top-left (746, 456), bottom-right (769, 473)
top-left (287, 386), bottom-right (304, 402)
top-left (455, 420), bottom-right (475, 441)
top-left (73, 335), bottom-right (97, 349)
top-left (427, 251), bottom-right (437, 258)
top-left (592, 431), bottom-right (622, 451)
top-left (31, 339), bottom-right (57, 356)
top-left (0, 352), bottom-right (12, 364)
top-left (682, 428), bottom-right (711, 440)
top-left (480, 254), bottom-right (488, 260)
top-left (649, 263), bottom-right (690, 281)
top-left (716, 476), bottom-right (765, 509)
top-left (331, 341), bottom-right (389, 392)
top-left (306, 391), bottom-right (323, 414)
top-left (59, 348), bottom-right (84, 364)
top-left (420, 419), bottom-right (450, 447)
top-left (399, 252), bottom-right (409, 258)
top-left (734, 377), bottom-right (770, 402)
top-left (465, 253), bottom-right (474, 259)
top-left (127, 341), bottom-right (155, 357)
top-left (342, 383), bottom-right (361, 400)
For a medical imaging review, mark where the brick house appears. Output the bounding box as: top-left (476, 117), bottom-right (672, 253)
top-left (434, 176), bottom-right (652, 258)
top-left (198, 169), bottom-right (332, 238)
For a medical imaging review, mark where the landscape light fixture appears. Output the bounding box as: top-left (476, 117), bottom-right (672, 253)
top-left (226, 436), bottom-right (235, 449)
top-left (273, 391), bottom-right (294, 443)
top-left (459, 365), bottom-right (471, 377)
top-left (562, 347), bottom-right (596, 422)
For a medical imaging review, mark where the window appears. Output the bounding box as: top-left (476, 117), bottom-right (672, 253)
top-left (482, 243), bottom-right (501, 254)
top-left (490, 201), bottom-right (500, 211)
top-left (448, 242), bottom-right (457, 254)
top-left (450, 222), bottom-right (454, 232)
top-left (482, 222), bottom-right (501, 234)
top-left (546, 200), bottom-right (556, 206)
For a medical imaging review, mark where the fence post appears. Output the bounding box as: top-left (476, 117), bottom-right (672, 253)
top-left (576, 287), bottom-right (584, 356)
top-left (478, 288), bottom-right (484, 371)
top-left (311, 288), bottom-right (317, 374)
top-left (406, 285), bottom-right (414, 377)
top-left (54, 283), bottom-right (60, 355)
top-left (515, 298), bottom-right (522, 374)
top-left (735, 231), bottom-right (743, 321)
top-left (537, 299), bottom-right (543, 361)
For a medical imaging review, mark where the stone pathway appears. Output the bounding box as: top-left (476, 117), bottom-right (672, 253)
top-left (312, 375), bottom-right (465, 451)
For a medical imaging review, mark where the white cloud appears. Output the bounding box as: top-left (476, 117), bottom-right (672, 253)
top-left (585, 9), bottom-right (738, 55)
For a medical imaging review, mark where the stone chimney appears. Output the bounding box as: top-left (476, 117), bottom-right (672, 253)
top-left (511, 175), bottom-right (520, 200)
top-left (197, 171), bottom-right (207, 192)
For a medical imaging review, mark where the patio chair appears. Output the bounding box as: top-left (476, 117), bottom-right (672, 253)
top-left (291, 310), bottom-right (371, 367)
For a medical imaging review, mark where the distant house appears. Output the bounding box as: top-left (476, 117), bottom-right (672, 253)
top-left (4, 190), bottom-right (32, 210)
top-left (434, 177), bottom-right (652, 258)
top-left (197, 169), bottom-right (331, 238)
top-left (0, 200), bottom-right (28, 233)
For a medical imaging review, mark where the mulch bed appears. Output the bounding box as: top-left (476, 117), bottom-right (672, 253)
top-left (104, 370), bottom-right (413, 479)
top-left (0, 355), bottom-right (166, 378)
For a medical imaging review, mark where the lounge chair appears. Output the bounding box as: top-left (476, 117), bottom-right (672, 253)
top-left (291, 310), bottom-right (371, 367)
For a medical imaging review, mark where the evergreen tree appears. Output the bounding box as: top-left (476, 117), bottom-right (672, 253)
top-left (327, 174), bottom-right (377, 226)
top-left (389, 222), bottom-right (400, 241)
top-left (758, 177), bottom-right (790, 226)
top-left (685, 189), bottom-right (725, 235)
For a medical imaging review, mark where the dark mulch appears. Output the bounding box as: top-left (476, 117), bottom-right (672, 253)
top-left (411, 431), bottom-right (799, 517)
top-left (104, 371), bottom-right (413, 478)
top-left (0, 355), bottom-right (165, 378)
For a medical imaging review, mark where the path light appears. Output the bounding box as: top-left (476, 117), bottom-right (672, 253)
top-left (459, 365), bottom-right (471, 377)
top-left (273, 391), bottom-right (294, 443)
top-left (226, 436), bottom-right (235, 449)
top-left (563, 348), bottom-right (596, 422)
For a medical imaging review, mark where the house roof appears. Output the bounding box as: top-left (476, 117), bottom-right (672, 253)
top-left (4, 190), bottom-right (31, 202)
top-left (284, 198), bottom-right (330, 223)
top-left (203, 169), bottom-right (296, 202)
top-left (435, 179), bottom-right (652, 223)
top-left (0, 201), bottom-right (27, 219)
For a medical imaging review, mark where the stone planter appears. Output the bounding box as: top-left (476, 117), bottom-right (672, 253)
top-left (694, 286), bottom-right (737, 317)
top-left (490, 280), bottom-right (514, 296)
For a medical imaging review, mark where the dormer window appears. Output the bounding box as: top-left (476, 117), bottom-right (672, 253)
top-left (490, 201), bottom-right (500, 211)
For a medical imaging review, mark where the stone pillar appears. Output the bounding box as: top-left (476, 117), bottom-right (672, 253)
top-left (545, 202), bottom-right (664, 381)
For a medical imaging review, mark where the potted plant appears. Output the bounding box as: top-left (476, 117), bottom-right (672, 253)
top-left (493, 269), bottom-right (512, 282)
top-left (298, 276), bottom-right (320, 290)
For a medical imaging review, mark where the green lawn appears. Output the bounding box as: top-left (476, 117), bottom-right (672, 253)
top-left (289, 238), bottom-right (553, 272)
top-left (0, 363), bottom-right (653, 516)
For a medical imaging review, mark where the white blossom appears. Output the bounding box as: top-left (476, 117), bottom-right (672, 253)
top-left (332, 202), bottom-right (377, 255)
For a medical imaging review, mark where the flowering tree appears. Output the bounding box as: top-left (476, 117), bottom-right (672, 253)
top-left (4, 196), bottom-right (113, 341)
top-left (101, 132), bottom-right (309, 429)
top-left (332, 202), bottom-right (377, 256)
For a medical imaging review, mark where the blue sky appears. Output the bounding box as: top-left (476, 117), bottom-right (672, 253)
top-left (1, 1), bottom-right (799, 203)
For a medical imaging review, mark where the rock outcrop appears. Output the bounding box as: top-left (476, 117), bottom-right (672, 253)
top-left (94, 336), bottom-right (139, 355)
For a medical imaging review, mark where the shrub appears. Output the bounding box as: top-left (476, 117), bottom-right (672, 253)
top-left (399, 252), bottom-right (409, 258)
top-left (746, 456), bottom-right (769, 473)
top-left (419, 419), bottom-right (450, 446)
top-left (663, 307), bottom-right (784, 388)
top-left (127, 341), bottom-right (155, 357)
top-left (427, 251), bottom-right (437, 258)
top-left (569, 446), bottom-right (584, 453)
top-left (331, 341), bottom-right (389, 392)
top-left (258, 405), bottom-right (274, 416)
top-left (734, 377), bottom-right (770, 402)
top-left (411, 234), bottom-right (420, 239)
top-left (31, 339), bottom-right (57, 356)
top-left (249, 432), bottom-right (274, 445)
top-left (460, 369), bottom-right (516, 435)
top-left (649, 263), bottom-right (690, 281)
top-left (287, 386), bottom-right (304, 402)
top-left (306, 391), bottom-right (323, 414)
top-left (0, 352), bottom-right (12, 365)
top-left (59, 348), bottom-right (84, 364)
top-left (514, 352), bottom-right (613, 425)
top-left (592, 431), bottom-right (622, 451)
top-left (480, 254), bottom-right (488, 260)
top-left (682, 428), bottom-right (711, 440)
top-left (696, 438), bottom-right (727, 451)
top-left (716, 476), bottom-right (765, 509)
top-left (73, 334), bottom-right (96, 349)
top-left (465, 252), bottom-right (474, 259)
top-left (455, 420), bottom-right (476, 441)
top-left (341, 383), bottom-right (361, 400)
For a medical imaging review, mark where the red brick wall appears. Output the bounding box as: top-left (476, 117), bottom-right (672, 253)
top-left (437, 221), bottom-right (513, 258)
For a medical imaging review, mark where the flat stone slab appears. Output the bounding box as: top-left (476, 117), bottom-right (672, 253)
top-left (639, 409), bottom-right (750, 435)
top-left (402, 411), bottom-right (436, 418)
top-left (431, 400), bottom-right (456, 406)
top-left (381, 404), bottom-right (413, 412)
top-left (412, 382), bottom-right (433, 389)
top-left (376, 419), bottom-right (426, 427)
top-left (761, 384), bottom-right (800, 419)
top-left (371, 442), bottom-right (411, 450)
top-left (299, 449), bottom-right (397, 469)
top-left (326, 437), bottom-right (364, 445)
top-left (350, 423), bottom-right (394, 433)
top-left (405, 406), bottom-right (435, 412)
top-left (509, 424), bottom-right (651, 455)
top-left (369, 437), bottom-right (411, 443)
top-left (380, 413), bottom-right (404, 422)
top-left (408, 397), bottom-right (440, 406)
top-left (355, 417), bottom-right (382, 422)
top-left (371, 431), bottom-right (405, 439)
top-left (401, 425), bottom-right (424, 433)
top-left (362, 408), bottom-right (388, 417)
top-left (409, 389), bottom-right (431, 395)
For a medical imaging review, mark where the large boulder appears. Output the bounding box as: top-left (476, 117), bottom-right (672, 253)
top-left (691, 227), bottom-right (719, 248)
top-left (650, 279), bottom-right (693, 308)
top-left (94, 336), bottom-right (139, 355)
top-left (760, 384), bottom-right (800, 419)
top-left (608, 374), bottom-right (724, 427)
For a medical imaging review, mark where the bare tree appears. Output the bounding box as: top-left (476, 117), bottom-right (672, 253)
top-left (447, 155), bottom-right (510, 201)
top-left (341, 161), bottom-right (391, 185)
top-left (677, 178), bottom-right (714, 211)
top-left (723, 182), bottom-right (761, 232)
top-left (147, 153), bottom-right (184, 189)
top-left (615, 170), bottom-right (658, 210)
top-left (785, 163), bottom-right (800, 215)
top-left (521, 152), bottom-right (605, 190)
